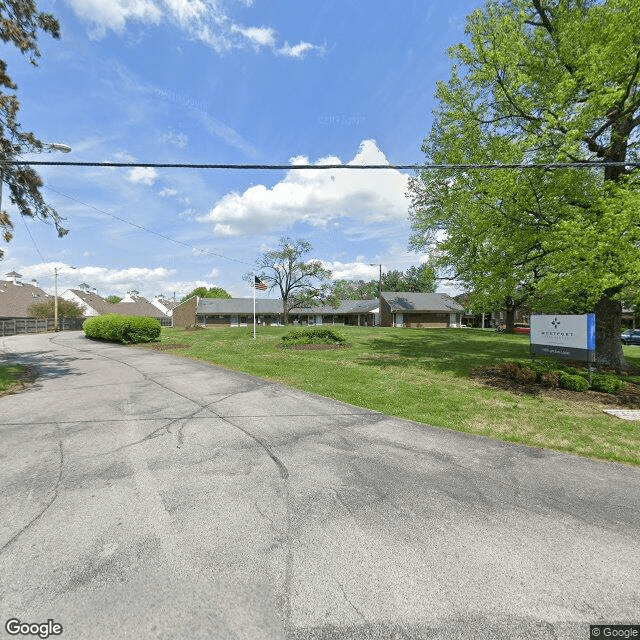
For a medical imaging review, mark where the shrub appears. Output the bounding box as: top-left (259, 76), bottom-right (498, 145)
top-left (538, 370), bottom-right (560, 387)
top-left (589, 373), bottom-right (626, 394)
top-left (281, 327), bottom-right (347, 347)
top-left (83, 315), bottom-right (161, 344)
top-left (558, 371), bottom-right (589, 392)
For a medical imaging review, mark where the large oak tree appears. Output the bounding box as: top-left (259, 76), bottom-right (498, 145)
top-left (409, 0), bottom-right (640, 369)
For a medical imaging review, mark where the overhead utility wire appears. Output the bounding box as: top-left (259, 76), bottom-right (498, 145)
top-left (43, 185), bottom-right (253, 267)
top-left (4, 160), bottom-right (640, 170)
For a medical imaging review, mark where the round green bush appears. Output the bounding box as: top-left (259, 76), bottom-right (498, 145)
top-left (83, 314), bottom-right (161, 344)
top-left (558, 371), bottom-right (589, 392)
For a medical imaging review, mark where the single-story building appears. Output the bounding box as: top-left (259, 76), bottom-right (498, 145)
top-left (172, 297), bottom-right (380, 328)
top-left (379, 292), bottom-right (464, 328)
top-left (173, 294), bottom-right (464, 329)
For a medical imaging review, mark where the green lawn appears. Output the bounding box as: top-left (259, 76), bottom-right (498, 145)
top-left (150, 326), bottom-right (640, 466)
top-left (0, 363), bottom-right (30, 395)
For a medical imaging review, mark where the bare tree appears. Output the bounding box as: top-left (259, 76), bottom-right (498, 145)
top-left (252, 237), bottom-right (333, 325)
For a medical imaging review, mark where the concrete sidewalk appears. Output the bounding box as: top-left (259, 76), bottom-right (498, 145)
top-left (1, 331), bottom-right (638, 640)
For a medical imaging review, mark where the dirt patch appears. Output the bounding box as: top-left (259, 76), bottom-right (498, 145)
top-left (0, 364), bottom-right (38, 398)
top-left (150, 342), bottom-right (191, 351)
top-left (470, 365), bottom-right (640, 408)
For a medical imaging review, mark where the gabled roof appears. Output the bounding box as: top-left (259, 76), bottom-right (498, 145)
top-left (155, 298), bottom-right (179, 311)
top-left (381, 292), bottom-right (464, 313)
top-left (66, 289), bottom-right (169, 319)
top-left (0, 280), bottom-right (52, 318)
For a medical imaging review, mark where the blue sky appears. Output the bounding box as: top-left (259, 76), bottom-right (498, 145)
top-left (3, 0), bottom-right (479, 300)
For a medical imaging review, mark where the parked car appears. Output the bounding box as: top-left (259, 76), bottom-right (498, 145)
top-left (513, 324), bottom-right (531, 334)
top-left (621, 329), bottom-right (640, 345)
top-left (496, 323), bottom-right (530, 334)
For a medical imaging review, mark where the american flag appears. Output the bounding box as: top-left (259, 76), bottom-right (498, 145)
top-left (254, 276), bottom-right (268, 290)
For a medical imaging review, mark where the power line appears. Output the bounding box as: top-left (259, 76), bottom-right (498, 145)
top-left (20, 215), bottom-right (47, 263)
top-left (4, 160), bottom-right (640, 170)
top-left (43, 185), bottom-right (254, 267)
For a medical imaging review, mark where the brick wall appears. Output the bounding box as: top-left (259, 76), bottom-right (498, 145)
top-left (172, 296), bottom-right (198, 328)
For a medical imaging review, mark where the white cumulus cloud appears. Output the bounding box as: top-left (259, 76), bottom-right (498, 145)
top-left (198, 140), bottom-right (411, 236)
top-left (321, 261), bottom-right (380, 281)
top-left (127, 167), bottom-right (159, 185)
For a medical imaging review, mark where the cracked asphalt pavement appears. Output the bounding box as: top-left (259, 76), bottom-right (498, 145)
top-left (1, 331), bottom-right (638, 639)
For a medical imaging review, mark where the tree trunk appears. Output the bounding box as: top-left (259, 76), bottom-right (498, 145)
top-left (504, 296), bottom-right (516, 332)
top-left (505, 308), bottom-right (515, 333)
top-left (594, 293), bottom-right (626, 370)
top-left (282, 299), bottom-right (289, 326)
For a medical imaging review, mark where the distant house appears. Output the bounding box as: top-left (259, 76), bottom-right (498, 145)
top-left (62, 289), bottom-right (171, 324)
top-left (172, 297), bottom-right (379, 328)
top-left (379, 292), bottom-right (464, 328)
top-left (151, 297), bottom-right (179, 317)
top-left (0, 272), bottom-right (52, 319)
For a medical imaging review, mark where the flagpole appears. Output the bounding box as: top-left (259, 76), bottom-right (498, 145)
top-left (253, 273), bottom-right (257, 340)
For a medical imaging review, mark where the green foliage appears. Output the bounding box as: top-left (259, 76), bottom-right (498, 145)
top-left (83, 315), bottom-right (161, 344)
top-left (558, 372), bottom-right (589, 393)
top-left (27, 298), bottom-right (83, 319)
top-left (409, 0), bottom-right (640, 369)
top-left (281, 327), bottom-right (347, 347)
top-left (590, 374), bottom-right (626, 395)
top-left (332, 279), bottom-right (379, 300)
top-left (0, 1), bottom-right (65, 258)
top-left (106, 295), bottom-right (122, 303)
top-left (0, 364), bottom-right (24, 393)
top-left (332, 264), bottom-right (437, 300)
top-left (181, 287), bottom-right (231, 302)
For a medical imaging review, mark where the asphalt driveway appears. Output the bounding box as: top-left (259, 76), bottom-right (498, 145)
top-left (1, 331), bottom-right (638, 640)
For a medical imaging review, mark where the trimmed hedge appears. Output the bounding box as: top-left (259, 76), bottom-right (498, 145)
top-left (557, 371), bottom-right (589, 392)
top-left (281, 327), bottom-right (347, 347)
top-left (83, 314), bottom-right (161, 344)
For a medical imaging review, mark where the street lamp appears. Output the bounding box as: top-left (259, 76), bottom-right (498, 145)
top-left (54, 266), bottom-right (76, 332)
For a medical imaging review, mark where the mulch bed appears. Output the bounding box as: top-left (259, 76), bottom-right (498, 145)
top-left (470, 365), bottom-right (640, 408)
top-left (281, 343), bottom-right (346, 351)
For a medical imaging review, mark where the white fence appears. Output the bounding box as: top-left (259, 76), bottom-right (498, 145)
top-left (0, 317), bottom-right (84, 336)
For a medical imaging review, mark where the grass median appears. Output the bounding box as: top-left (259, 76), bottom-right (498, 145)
top-left (0, 363), bottom-right (34, 396)
top-left (148, 326), bottom-right (640, 466)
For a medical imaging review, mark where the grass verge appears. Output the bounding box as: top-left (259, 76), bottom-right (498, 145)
top-left (145, 326), bottom-right (640, 466)
top-left (0, 363), bottom-right (35, 397)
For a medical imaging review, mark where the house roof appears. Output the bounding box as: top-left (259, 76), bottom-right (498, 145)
top-left (196, 298), bottom-right (379, 315)
top-left (155, 298), bottom-right (180, 310)
top-left (67, 289), bottom-right (169, 319)
top-left (0, 279), bottom-right (52, 318)
top-left (381, 292), bottom-right (464, 313)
